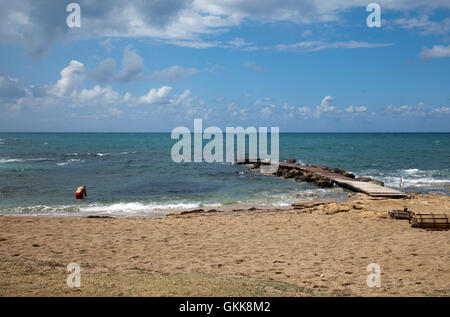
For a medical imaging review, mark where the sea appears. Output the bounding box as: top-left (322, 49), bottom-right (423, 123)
top-left (0, 133), bottom-right (449, 217)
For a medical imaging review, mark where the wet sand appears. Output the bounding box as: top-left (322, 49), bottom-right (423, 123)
top-left (0, 193), bottom-right (449, 296)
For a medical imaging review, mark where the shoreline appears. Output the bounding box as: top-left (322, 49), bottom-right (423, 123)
top-left (2, 189), bottom-right (447, 219)
top-left (1, 193), bottom-right (449, 296)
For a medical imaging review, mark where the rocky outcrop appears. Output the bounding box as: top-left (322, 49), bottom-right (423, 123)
top-left (291, 200), bottom-right (364, 215)
top-left (291, 201), bottom-right (351, 214)
top-left (274, 166), bottom-right (335, 188)
top-left (313, 165), bottom-right (355, 179)
top-left (245, 158), bottom-right (384, 190)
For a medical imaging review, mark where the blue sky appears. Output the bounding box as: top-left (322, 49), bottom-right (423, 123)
top-left (0, 0), bottom-right (449, 132)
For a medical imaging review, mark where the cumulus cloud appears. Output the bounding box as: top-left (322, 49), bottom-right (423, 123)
top-left (91, 51), bottom-right (197, 83)
top-left (172, 89), bottom-right (192, 105)
top-left (138, 86), bottom-right (173, 105)
top-left (51, 60), bottom-right (86, 97)
top-left (317, 96), bottom-right (335, 112)
top-left (0, 59), bottom-right (209, 122)
top-left (117, 46), bottom-right (145, 82)
top-left (78, 85), bottom-right (120, 105)
top-left (91, 58), bottom-right (116, 82)
top-left (419, 45), bottom-right (450, 59)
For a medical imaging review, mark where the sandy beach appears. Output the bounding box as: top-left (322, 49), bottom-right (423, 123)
top-left (0, 192), bottom-right (449, 297)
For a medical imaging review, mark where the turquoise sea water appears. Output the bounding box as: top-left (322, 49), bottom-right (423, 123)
top-left (0, 133), bottom-right (449, 217)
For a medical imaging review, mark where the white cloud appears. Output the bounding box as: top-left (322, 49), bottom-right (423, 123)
top-left (317, 96), bottom-right (335, 112)
top-left (260, 104), bottom-right (276, 118)
top-left (0, 59), bottom-right (209, 121)
top-left (384, 102), bottom-right (450, 118)
top-left (164, 39), bottom-right (221, 49)
top-left (228, 37), bottom-right (253, 47)
top-left (419, 45), bottom-right (450, 59)
top-left (432, 107), bottom-right (450, 114)
top-left (172, 89), bottom-right (192, 105)
top-left (99, 38), bottom-right (119, 52)
top-left (227, 102), bottom-right (249, 119)
top-left (138, 86), bottom-right (173, 105)
top-left (298, 106), bottom-right (310, 113)
top-left (78, 85), bottom-right (120, 105)
top-left (3, 0), bottom-right (447, 57)
top-left (261, 106), bottom-right (272, 116)
top-left (346, 105), bottom-right (367, 113)
top-left (393, 16), bottom-right (450, 35)
top-left (51, 60), bottom-right (85, 97)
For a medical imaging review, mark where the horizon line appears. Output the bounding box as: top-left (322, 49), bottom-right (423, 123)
top-left (0, 131), bottom-right (449, 134)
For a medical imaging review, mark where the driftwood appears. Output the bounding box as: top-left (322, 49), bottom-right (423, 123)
top-left (388, 208), bottom-right (414, 220)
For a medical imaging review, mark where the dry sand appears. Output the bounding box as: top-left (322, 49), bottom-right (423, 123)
top-left (0, 193), bottom-right (449, 297)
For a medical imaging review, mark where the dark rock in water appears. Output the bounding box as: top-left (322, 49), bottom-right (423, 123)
top-left (180, 209), bottom-right (204, 215)
top-left (283, 169), bottom-right (298, 179)
top-left (286, 158), bottom-right (296, 163)
top-left (315, 179), bottom-right (334, 188)
top-left (166, 209), bottom-right (206, 216)
top-left (264, 161), bottom-right (383, 190)
top-left (343, 172), bottom-right (356, 178)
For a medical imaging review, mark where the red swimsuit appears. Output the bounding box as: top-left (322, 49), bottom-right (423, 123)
top-left (75, 191), bottom-right (84, 199)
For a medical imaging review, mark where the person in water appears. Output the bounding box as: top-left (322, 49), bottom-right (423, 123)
top-left (75, 185), bottom-right (87, 199)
